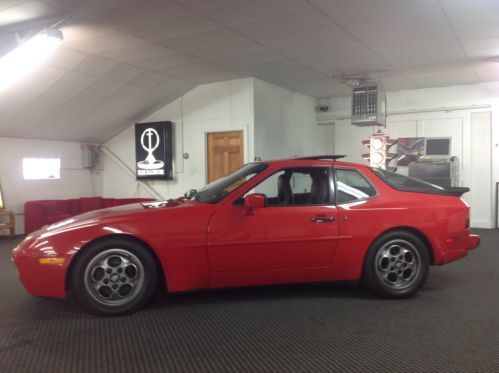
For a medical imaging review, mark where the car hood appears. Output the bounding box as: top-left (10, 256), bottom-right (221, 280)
top-left (40, 199), bottom-right (198, 234)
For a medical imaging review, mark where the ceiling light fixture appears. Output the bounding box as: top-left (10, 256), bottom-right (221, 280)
top-left (329, 72), bottom-right (369, 87)
top-left (0, 29), bottom-right (63, 92)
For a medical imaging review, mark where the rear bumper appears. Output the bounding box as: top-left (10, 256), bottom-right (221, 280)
top-left (466, 234), bottom-right (480, 250)
top-left (440, 234), bottom-right (480, 265)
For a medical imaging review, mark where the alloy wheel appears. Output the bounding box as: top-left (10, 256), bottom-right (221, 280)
top-left (83, 248), bottom-right (145, 306)
top-left (374, 239), bottom-right (422, 290)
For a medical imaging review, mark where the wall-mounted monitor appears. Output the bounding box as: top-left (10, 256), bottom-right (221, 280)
top-left (425, 138), bottom-right (451, 158)
top-left (397, 137), bottom-right (425, 166)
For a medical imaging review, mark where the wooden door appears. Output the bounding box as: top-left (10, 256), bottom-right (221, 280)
top-left (207, 131), bottom-right (244, 183)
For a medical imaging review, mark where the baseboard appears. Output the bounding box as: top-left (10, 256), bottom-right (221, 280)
top-left (471, 220), bottom-right (494, 229)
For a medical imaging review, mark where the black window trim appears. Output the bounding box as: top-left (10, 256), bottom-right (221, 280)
top-left (333, 167), bottom-right (378, 205)
top-left (235, 166), bottom-right (335, 207)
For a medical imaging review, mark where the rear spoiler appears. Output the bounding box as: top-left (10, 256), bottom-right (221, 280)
top-left (444, 187), bottom-right (470, 197)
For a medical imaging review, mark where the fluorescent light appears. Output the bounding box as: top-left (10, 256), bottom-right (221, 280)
top-left (0, 30), bottom-right (63, 91)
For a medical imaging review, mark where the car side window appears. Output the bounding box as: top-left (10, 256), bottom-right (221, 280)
top-left (249, 167), bottom-right (331, 206)
top-left (335, 169), bottom-right (376, 204)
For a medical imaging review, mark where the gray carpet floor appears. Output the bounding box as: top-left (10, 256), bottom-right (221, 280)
top-left (0, 229), bottom-right (497, 372)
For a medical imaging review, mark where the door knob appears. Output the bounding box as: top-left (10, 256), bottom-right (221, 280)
top-left (311, 216), bottom-right (335, 223)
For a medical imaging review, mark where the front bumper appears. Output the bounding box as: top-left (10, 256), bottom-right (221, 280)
top-left (11, 243), bottom-right (68, 299)
top-left (440, 233), bottom-right (480, 265)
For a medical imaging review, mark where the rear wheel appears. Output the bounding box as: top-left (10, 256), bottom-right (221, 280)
top-left (71, 238), bottom-right (158, 316)
top-left (363, 231), bottom-right (429, 298)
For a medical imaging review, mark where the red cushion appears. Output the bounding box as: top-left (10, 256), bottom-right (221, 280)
top-left (68, 199), bottom-right (81, 215)
top-left (42, 214), bottom-right (71, 225)
top-left (41, 200), bottom-right (69, 215)
top-left (80, 197), bottom-right (103, 212)
top-left (102, 199), bottom-right (117, 208)
top-left (116, 198), bottom-right (152, 205)
top-left (24, 197), bottom-right (154, 234)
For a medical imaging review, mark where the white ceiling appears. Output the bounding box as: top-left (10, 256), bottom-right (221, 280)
top-left (0, 0), bottom-right (498, 142)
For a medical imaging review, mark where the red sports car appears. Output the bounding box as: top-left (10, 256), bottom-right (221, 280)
top-left (12, 156), bottom-right (480, 316)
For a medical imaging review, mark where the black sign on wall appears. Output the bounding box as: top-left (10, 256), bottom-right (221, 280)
top-left (135, 121), bottom-right (173, 180)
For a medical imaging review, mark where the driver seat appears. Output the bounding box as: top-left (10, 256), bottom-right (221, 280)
top-left (309, 171), bottom-right (329, 204)
top-left (277, 173), bottom-right (293, 205)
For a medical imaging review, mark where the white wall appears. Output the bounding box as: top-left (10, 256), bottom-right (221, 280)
top-left (3, 78), bottom-right (496, 232)
top-left (326, 81), bottom-right (499, 228)
top-left (102, 78), bottom-right (329, 201)
top-left (0, 137), bottom-right (102, 234)
top-left (102, 78), bottom-right (255, 200)
top-left (102, 78), bottom-right (498, 228)
top-left (254, 79), bottom-right (333, 160)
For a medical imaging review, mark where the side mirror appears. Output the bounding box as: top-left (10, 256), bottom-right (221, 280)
top-left (243, 193), bottom-right (267, 215)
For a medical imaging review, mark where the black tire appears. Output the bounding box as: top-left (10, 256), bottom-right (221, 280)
top-left (363, 230), bottom-right (430, 298)
top-left (71, 237), bottom-right (158, 316)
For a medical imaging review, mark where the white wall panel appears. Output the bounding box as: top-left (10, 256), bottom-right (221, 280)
top-left (333, 123), bottom-right (373, 164)
top-left (470, 111), bottom-right (492, 227)
top-left (0, 137), bottom-right (102, 234)
top-left (102, 78), bottom-right (255, 201)
top-left (328, 83), bottom-right (499, 228)
top-left (102, 77), bottom-right (320, 203)
top-left (183, 81), bottom-right (232, 121)
top-left (386, 120), bottom-right (417, 139)
top-left (254, 79), bottom-right (327, 161)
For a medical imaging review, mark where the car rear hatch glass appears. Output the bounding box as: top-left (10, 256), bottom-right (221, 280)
top-left (370, 168), bottom-right (469, 197)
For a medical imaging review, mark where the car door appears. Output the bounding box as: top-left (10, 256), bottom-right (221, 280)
top-left (329, 167), bottom-right (380, 281)
top-left (207, 166), bottom-right (339, 287)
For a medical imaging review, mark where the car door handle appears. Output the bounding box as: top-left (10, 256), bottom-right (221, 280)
top-left (311, 216), bottom-right (335, 223)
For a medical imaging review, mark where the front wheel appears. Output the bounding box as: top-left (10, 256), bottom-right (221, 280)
top-left (363, 231), bottom-right (430, 298)
top-left (71, 238), bottom-right (158, 316)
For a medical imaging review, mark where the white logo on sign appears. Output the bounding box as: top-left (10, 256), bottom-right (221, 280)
top-left (137, 128), bottom-right (164, 171)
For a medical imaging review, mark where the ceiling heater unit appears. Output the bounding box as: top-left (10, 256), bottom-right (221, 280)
top-left (351, 84), bottom-right (386, 127)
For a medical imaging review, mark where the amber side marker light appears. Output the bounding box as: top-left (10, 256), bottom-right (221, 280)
top-left (39, 258), bottom-right (65, 265)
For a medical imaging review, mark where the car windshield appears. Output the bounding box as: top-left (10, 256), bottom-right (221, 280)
top-left (370, 167), bottom-right (446, 194)
top-left (191, 163), bottom-right (268, 204)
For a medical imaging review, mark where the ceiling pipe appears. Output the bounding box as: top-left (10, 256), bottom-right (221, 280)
top-left (317, 104), bottom-right (492, 125)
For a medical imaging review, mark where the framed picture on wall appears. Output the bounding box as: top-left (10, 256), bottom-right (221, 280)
top-left (397, 137), bottom-right (425, 166)
top-left (135, 121), bottom-right (173, 180)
